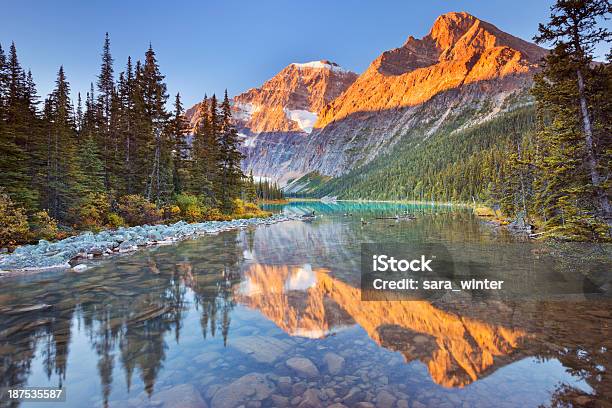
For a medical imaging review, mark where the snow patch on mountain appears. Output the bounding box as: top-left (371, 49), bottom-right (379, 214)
top-left (241, 133), bottom-right (258, 148)
top-left (234, 102), bottom-right (258, 120)
top-left (291, 60), bottom-right (349, 73)
top-left (284, 109), bottom-right (318, 133)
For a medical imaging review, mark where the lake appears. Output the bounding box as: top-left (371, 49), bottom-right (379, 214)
top-left (0, 202), bottom-right (610, 408)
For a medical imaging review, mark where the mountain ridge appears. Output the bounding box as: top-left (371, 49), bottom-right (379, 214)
top-left (187, 11), bottom-right (546, 185)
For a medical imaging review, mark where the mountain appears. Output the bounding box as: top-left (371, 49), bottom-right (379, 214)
top-left (186, 61), bottom-right (358, 181)
top-left (233, 60), bottom-right (358, 134)
top-left (282, 12), bottom-right (547, 189)
top-left (188, 12), bottom-right (546, 190)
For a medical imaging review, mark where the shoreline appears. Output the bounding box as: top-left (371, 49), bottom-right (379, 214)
top-left (0, 214), bottom-right (302, 278)
top-left (287, 197), bottom-right (474, 207)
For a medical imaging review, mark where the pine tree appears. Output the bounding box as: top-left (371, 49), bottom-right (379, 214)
top-left (217, 90), bottom-right (244, 212)
top-left (190, 97), bottom-right (216, 202)
top-left (533, 0), bottom-right (611, 239)
top-left (0, 42), bottom-right (37, 209)
top-left (45, 66), bottom-right (81, 220)
top-left (96, 33), bottom-right (116, 190)
top-left (75, 92), bottom-right (83, 133)
top-left (245, 170), bottom-right (257, 203)
top-left (141, 45), bottom-right (172, 203)
top-left (131, 59), bottom-right (152, 196)
top-left (23, 69), bottom-right (45, 209)
top-left (0, 43), bottom-right (6, 114)
top-left (116, 57), bottom-right (139, 195)
top-left (169, 92), bottom-right (189, 195)
top-left (77, 136), bottom-right (105, 195)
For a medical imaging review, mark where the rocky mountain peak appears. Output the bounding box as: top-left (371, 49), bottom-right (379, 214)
top-left (185, 60), bottom-right (358, 135)
top-left (428, 11), bottom-right (479, 51)
top-left (226, 61), bottom-right (357, 135)
top-left (316, 12), bottom-right (547, 128)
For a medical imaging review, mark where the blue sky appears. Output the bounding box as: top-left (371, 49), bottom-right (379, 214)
top-left (0, 0), bottom-right (600, 108)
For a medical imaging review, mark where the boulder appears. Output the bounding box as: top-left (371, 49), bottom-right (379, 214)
top-left (286, 357), bottom-right (319, 378)
top-left (342, 387), bottom-right (365, 406)
top-left (72, 264), bottom-right (88, 272)
top-left (375, 390), bottom-right (396, 408)
top-left (397, 400), bottom-right (409, 408)
top-left (230, 335), bottom-right (293, 363)
top-left (277, 376), bottom-right (292, 395)
top-left (323, 352), bottom-right (345, 375)
top-left (297, 389), bottom-right (322, 408)
top-left (270, 394), bottom-right (289, 408)
top-left (149, 383), bottom-right (207, 408)
top-left (210, 373), bottom-right (274, 408)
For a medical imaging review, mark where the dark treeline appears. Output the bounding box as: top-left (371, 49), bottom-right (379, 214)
top-left (0, 35), bottom-right (263, 246)
top-left (315, 0), bottom-right (611, 241)
top-left (255, 177), bottom-right (285, 201)
top-left (313, 107), bottom-right (537, 204)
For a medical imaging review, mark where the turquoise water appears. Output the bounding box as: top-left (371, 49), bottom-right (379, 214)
top-left (0, 202), bottom-right (609, 408)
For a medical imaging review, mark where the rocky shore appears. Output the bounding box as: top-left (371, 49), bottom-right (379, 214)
top-left (0, 214), bottom-right (300, 275)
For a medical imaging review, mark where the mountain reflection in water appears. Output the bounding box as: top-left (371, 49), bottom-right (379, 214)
top-left (0, 202), bottom-right (609, 408)
top-left (237, 263), bottom-right (527, 387)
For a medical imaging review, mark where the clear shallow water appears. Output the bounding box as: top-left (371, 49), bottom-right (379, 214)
top-left (0, 202), bottom-right (610, 408)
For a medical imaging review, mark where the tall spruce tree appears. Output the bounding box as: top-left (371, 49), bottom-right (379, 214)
top-left (190, 97), bottom-right (216, 201)
top-left (96, 33), bottom-right (116, 190)
top-left (169, 93), bottom-right (189, 195)
top-left (218, 90), bottom-right (244, 212)
top-left (140, 45), bottom-right (172, 203)
top-left (116, 57), bottom-right (139, 195)
top-left (130, 59), bottom-right (152, 196)
top-left (0, 42), bottom-right (37, 209)
top-left (207, 94), bottom-right (222, 203)
top-left (77, 136), bottom-right (105, 195)
top-left (45, 67), bottom-right (81, 220)
top-left (0, 43), bottom-right (6, 114)
top-left (245, 170), bottom-right (258, 203)
top-left (533, 0), bottom-right (611, 240)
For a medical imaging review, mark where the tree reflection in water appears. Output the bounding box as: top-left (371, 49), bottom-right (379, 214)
top-left (0, 233), bottom-right (242, 408)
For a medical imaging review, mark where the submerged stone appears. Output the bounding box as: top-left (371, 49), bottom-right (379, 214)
top-left (231, 335), bottom-right (293, 363)
top-left (286, 357), bottom-right (320, 378)
top-left (149, 383), bottom-right (207, 408)
top-left (210, 373), bottom-right (274, 408)
top-left (324, 352), bottom-right (345, 375)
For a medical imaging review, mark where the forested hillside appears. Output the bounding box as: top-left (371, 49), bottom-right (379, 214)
top-left (310, 107), bottom-right (535, 203)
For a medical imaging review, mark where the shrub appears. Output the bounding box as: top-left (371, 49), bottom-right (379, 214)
top-left (231, 198), bottom-right (270, 219)
top-left (162, 205), bottom-right (181, 223)
top-left (77, 192), bottom-right (112, 231)
top-left (204, 207), bottom-right (226, 221)
top-left (232, 198), bottom-right (246, 216)
top-left (116, 195), bottom-right (162, 226)
top-left (0, 190), bottom-right (30, 248)
top-left (29, 210), bottom-right (59, 241)
top-left (173, 193), bottom-right (206, 222)
top-left (106, 213), bottom-right (125, 229)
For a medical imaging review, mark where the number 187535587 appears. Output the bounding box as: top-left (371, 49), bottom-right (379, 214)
top-left (3, 388), bottom-right (65, 402)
